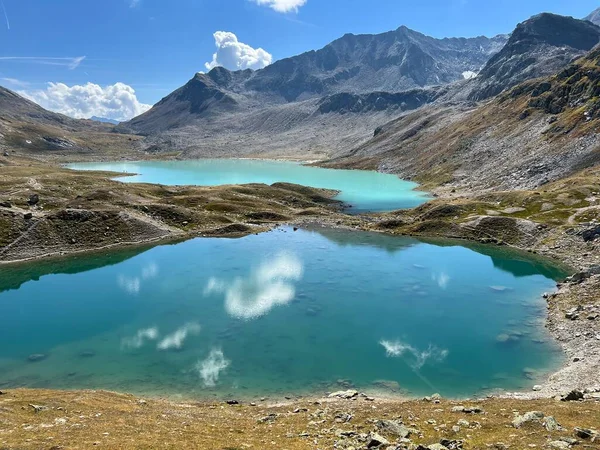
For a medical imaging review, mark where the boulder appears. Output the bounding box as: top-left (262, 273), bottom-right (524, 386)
top-left (367, 432), bottom-right (389, 448)
top-left (0, 201), bottom-right (11, 208)
top-left (328, 390), bottom-right (358, 399)
top-left (512, 411), bottom-right (544, 428)
top-left (27, 194), bottom-right (39, 206)
top-left (375, 419), bottom-right (418, 438)
top-left (561, 390), bottom-right (584, 401)
top-left (574, 427), bottom-right (597, 439)
top-left (543, 416), bottom-right (563, 431)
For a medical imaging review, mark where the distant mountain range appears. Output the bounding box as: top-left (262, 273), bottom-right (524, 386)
top-left (90, 116), bottom-right (120, 125)
top-left (122, 28), bottom-right (509, 135)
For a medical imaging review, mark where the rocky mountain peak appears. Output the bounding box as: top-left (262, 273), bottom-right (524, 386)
top-left (467, 13), bottom-right (600, 100)
top-left (585, 7), bottom-right (600, 26)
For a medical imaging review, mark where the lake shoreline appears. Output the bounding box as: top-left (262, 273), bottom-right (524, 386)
top-left (0, 156), bottom-right (598, 406)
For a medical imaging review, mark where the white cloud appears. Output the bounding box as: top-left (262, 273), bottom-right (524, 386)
top-left (122, 327), bottom-right (159, 349)
top-left (20, 82), bottom-right (151, 122)
top-left (462, 70), bottom-right (478, 80)
top-left (0, 56), bottom-right (85, 70)
top-left (250, 0), bottom-right (307, 13)
top-left (204, 31), bottom-right (272, 71)
top-left (129, 0), bottom-right (141, 7)
top-left (157, 322), bottom-right (201, 351)
top-left (380, 339), bottom-right (448, 369)
top-left (204, 252), bottom-right (303, 320)
top-left (195, 348), bottom-right (230, 387)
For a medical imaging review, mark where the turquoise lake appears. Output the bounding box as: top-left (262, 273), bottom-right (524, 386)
top-left (0, 226), bottom-right (565, 399)
top-left (67, 159), bottom-right (431, 212)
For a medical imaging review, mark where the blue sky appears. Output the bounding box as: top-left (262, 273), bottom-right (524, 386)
top-left (0, 0), bottom-right (598, 120)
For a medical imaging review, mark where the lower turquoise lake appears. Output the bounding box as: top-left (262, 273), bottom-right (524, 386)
top-left (0, 226), bottom-right (565, 399)
top-left (67, 159), bottom-right (431, 212)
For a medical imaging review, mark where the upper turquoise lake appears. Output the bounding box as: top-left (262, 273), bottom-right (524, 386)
top-left (67, 159), bottom-right (431, 212)
top-left (0, 226), bottom-right (564, 399)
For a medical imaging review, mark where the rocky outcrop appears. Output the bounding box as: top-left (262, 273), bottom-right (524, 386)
top-left (586, 8), bottom-right (600, 26)
top-left (467, 14), bottom-right (600, 101)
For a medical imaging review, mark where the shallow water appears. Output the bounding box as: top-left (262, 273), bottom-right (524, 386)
top-left (0, 227), bottom-right (565, 399)
top-left (67, 159), bottom-right (430, 213)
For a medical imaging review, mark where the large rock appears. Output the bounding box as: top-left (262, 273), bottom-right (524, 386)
top-left (367, 432), bottom-right (389, 448)
top-left (328, 389), bottom-right (358, 399)
top-left (512, 411), bottom-right (545, 428)
top-left (375, 419), bottom-right (418, 438)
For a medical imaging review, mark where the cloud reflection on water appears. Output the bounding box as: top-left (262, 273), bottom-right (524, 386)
top-left (117, 262), bottom-right (159, 295)
top-left (432, 271), bottom-right (450, 289)
top-left (380, 339), bottom-right (448, 369)
top-left (157, 322), bottom-right (201, 351)
top-left (196, 348), bottom-right (230, 387)
top-left (121, 327), bottom-right (159, 349)
top-left (204, 252), bottom-right (304, 319)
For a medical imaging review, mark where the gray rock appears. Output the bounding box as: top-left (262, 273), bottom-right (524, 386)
top-left (375, 419), bottom-right (418, 438)
top-left (512, 410), bottom-right (544, 428)
top-left (426, 444), bottom-right (449, 450)
top-left (439, 439), bottom-right (463, 449)
top-left (0, 201), bottom-right (11, 208)
top-left (367, 432), bottom-right (389, 448)
top-left (548, 441), bottom-right (570, 450)
top-left (543, 416), bottom-right (563, 431)
top-left (328, 389), bottom-right (358, 399)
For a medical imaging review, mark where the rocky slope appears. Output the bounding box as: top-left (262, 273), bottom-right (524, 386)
top-left (0, 86), bottom-right (141, 158)
top-left (327, 45), bottom-right (600, 192)
top-left (586, 7), bottom-right (600, 26)
top-left (461, 13), bottom-right (600, 101)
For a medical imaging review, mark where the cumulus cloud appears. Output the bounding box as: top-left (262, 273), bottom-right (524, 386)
top-left (462, 70), bottom-right (478, 80)
top-left (157, 322), bottom-right (201, 351)
top-left (250, 0), bottom-right (307, 13)
top-left (122, 327), bottom-right (159, 349)
top-left (204, 31), bottom-right (272, 71)
top-left (380, 339), bottom-right (448, 369)
top-left (20, 82), bottom-right (151, 122)
top-left (195, 348), bottom-right (230, 387)
top-left (204, 252), bottom-right (303, 320)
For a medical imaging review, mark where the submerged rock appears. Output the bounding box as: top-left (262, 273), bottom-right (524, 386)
top-left (79, 350), bottom-right (96, 358)
top-left (27, 353), bottom-right (47, 362)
